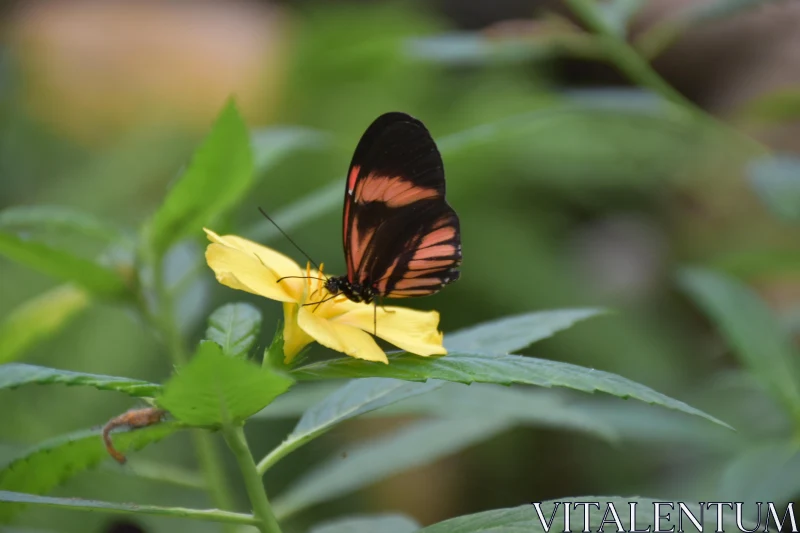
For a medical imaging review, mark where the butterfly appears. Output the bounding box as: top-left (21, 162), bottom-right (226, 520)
top-left (322, 112), bottom-right (462, 321)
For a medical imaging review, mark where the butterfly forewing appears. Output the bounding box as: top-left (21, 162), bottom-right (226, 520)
top-left (342, 112), bottom-right (461, 299)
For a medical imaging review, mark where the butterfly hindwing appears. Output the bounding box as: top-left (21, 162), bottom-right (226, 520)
top-left (379, 202), bottom-right (461, 298)
top-left (342, 112), bottom-right (461, 298)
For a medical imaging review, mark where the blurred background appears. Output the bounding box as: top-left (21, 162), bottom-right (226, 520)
top-left (1, 0), bottom-right (799, 532)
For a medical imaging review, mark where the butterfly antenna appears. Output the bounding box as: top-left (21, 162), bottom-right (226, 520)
top-left (257, 207), bottom-right (327, 278)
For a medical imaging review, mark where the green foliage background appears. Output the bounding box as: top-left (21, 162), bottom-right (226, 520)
top-left (1, 1), bottom-right (799, 532)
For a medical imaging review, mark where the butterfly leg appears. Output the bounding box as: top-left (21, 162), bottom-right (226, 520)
top-left (276, 275), bottom-right (326, 283)
top-left (303, 294), bottom-right (338, 312)
top-left (379, 296), bottom-right (395, 314)
top-left (372, 297), bottom-right (395, 335)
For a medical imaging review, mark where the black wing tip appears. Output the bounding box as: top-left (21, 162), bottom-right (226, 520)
top-left (446, 269), bottom-right (461, 284)
top-left (374, 111), bottom-right (419, 122)
top-left (350, 111), bottom-right (431, 168)
top-left (365, 111), bottom-right (427, 134)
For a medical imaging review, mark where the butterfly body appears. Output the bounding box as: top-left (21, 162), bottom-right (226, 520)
top-left (335, 111), bottom-right (462, 306)
top-left (325, 276), bottom-right (376, 304)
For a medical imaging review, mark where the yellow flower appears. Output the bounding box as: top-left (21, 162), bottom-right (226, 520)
top-left (203, 228), bottom-right (447, 364)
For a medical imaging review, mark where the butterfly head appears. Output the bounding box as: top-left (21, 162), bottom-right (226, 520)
top-left (325, 276), bottom-right (376, 304)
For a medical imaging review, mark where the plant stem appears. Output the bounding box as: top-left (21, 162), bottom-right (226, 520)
top-left (565, 0), bottom-right (696, 110)
top-left (256, 438), bottom-right (302, 477)
top-left (150, 256), bottom-right (237, 527)
top-left (223, 425), bottom-right (283, 533)
top-left (564, 0), bottom-right (768, 158)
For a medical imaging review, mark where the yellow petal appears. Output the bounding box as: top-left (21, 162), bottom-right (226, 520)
top-left (204, 228), bottom-right (304, 302)
top-left (282, 302), bottom-right (314, 363)
top-left (205, 229), bottom-right (301, 274)
top-left (297, 306), bottom-right (388, 363)
top-left (335, 306), bottom-right (447, 357)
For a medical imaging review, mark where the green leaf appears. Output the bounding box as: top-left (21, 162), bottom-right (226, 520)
top-left (292, 352), bottom-right (731, 429)
top-left (258, 379), bottom-right (445, 473)
top-left (0, 423), bottom-right (181, 523)
top-left (273, 418), bottom-right (512, 519)
top-left (444, 309), bottom-right (604, 354)
top-left (417, 502), bottom-right (569, 532)
top-left (0, 363), bottom-right (160, 397)
top-left (679, 268), bottom-right (800, 418)
top-left (748, 155), bottom-right (800, 222)
top-left (255, 382), bottom-right (342, 418)
top-left (107, 459), bottom-right (206, 491)
top-left (0, 285), bottom-right (90, 364)
top-left (0, 231), bottom-right (129, 298)
top-left (573, 397), bottom-right (734, 449)
top-left (157, 342), bottom-right (293, 427)
top-left (3, 443), bottom-right (207, 492)
top-left (268, 384), bottom-right (626, 516)
top-left (264, 322), bottom-right (289, 370)
top-left (310, 514), bottom-right (420, 533)
top-left (292, 378), bottom-right (443, 437)
top-left (417, 498), bottom-right (758, 532)
top-left (719, 441), bottom-right (800, 503)
top-left (146, 100), bottom-right (253, 256)
top-left (380, 383), bottom-right (618, 441)
top-left (417, 502), bottom-right (551, 532)
top-left (0, 490), bottom-right (257, 526)
top-left (205, 303), bottom-right (262, 360)
top-left (0, 206), bottom-right (127, 244)
top-left (257, 382), bottom-right (617, 441)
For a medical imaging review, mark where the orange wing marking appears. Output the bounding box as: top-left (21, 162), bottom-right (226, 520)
top-left (405, 268), bottom-right (450, 279)
top-left (347, 165), bottom-right (361, 195)
top-left (344, 165), bottom-right (361, 272)
top-left (408, 259), bottom-right (454, 271)
top-left (388, 288), bottom-right (439, 297)
top-left (375, 256), bottom-right (402, 293)
top-left (348, 220), bottom-right (375, 276)
top-left (413, 244), bottom-right (457, 260)
top-left (418, 226), bottom-right (456, 246)
top-left (356, 174), bottom-right (439, 206)
top-left (392, 277), bottom-right (443, 291)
